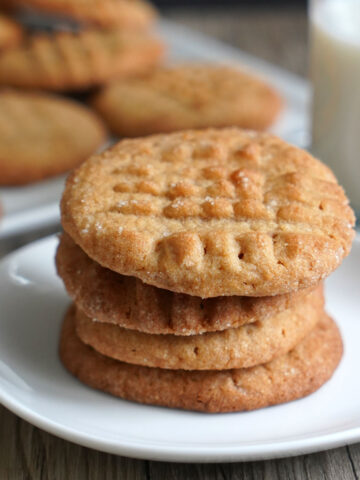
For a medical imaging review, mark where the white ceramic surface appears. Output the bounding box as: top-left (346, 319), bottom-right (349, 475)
top-left (0, 235), bottom-right (359, 463)
top-left (0, 19), bottom-right (309, 238)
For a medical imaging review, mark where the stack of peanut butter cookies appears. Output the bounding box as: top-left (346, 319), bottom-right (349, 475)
top-left (57, 128), bottom-right (355, 413)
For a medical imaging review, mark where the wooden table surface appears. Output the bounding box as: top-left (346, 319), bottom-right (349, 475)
top-left (2, 6), bottom-right (360, 480)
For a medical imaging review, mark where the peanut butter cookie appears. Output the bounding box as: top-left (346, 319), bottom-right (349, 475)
top-left (0, 90), bottom-right (106, 185)
top-left (0, 29), bottom-right (164, 91)
top-left (61, 129), bottom-right (355, 297)
top-left (56, 233), bottom-right (319, 335)
top-left (93, 64), bottom-right (282, 136)
top-left (74, 285), bottom-right (323, 370)
top-left (60, 306), bottom-right (343, 413)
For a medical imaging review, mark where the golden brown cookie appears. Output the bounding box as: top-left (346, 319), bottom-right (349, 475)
top-left (61, 128), bottom-right (355, 298)
top-left (92, 64), bottom-right (282, 137)
top-left (60, 306), bottom-right (343, 413)
top-left (0, 14), bottom-right (22, 50)
top-left (74, 286), bottom-right (323, 370)
top-left (0, 29), bottom-right (164, 91)
top-left (0, 90), bottom-right (106, 185)
top-left (56, 233), bottom-right (319, 335)
top-left (14, 0), bottom-right (156, 28)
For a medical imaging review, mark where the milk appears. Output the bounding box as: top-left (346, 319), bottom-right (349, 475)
top-left (310, 0), bottom-right (360, 217)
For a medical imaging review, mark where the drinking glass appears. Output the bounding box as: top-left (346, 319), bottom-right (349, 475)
top-left (310, 0), bottom-right (360, 224)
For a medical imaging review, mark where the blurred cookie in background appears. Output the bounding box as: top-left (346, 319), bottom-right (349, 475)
top-left (92, 64), bottom-right (282, 137)
top-left (12, 0), bottom-right (157, 29)
top-left (0, 28), bottom-right (164, 91)
top-left (0, 89), bottom-right (107, 185)
top-left (0, 14), bottom-right (23, 50)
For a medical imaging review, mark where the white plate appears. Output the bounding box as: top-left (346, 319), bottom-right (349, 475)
top-left (0, 234), bottom-right (359, 463)
top-left (0, 19), bottom-right (310, 239)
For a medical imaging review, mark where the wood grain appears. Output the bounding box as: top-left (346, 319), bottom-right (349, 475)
top-left (1, 6), bottom-right (360, 480)
top-left (1, 403), bottom-right (360, 480)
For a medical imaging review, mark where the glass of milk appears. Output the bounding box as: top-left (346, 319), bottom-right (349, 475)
top-left (310, 0), bottom-right (360, 223)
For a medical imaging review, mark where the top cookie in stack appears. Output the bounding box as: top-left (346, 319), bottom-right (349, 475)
top-left (61, 128), bottom-right (354, 298)
top-left (57, 128), bottom-right (355, 413)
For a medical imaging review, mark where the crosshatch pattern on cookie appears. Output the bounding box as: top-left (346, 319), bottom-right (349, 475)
top-left (61, 129), bottom-right (355, 297)
top-left (0, 29), bottom-right (164, 90)
top-left (56, 233), bottom-right (320, 335)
